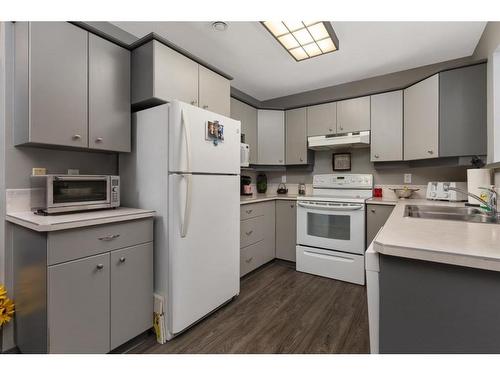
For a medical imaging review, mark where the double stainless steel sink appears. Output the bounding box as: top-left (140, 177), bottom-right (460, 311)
top-left (404, 205), bottom-right (500, 224)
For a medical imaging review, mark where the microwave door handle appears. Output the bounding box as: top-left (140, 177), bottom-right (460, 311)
top-left (297, 202), bottom-right (363, 211)
top-left (180, 174), bottom-right (192, 238)
top-left (181, 109), bottom-right (192, 172)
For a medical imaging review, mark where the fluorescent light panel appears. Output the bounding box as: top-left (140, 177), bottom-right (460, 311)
top-left (263, 21), bottom-right (339, 61)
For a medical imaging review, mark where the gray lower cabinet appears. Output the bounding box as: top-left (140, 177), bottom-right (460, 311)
top-left (370, 91), bottom-right (403, 162)
top-left (306, 102), bottom-right (336, 136)
top-left (231, 98), bottom-right (258, 163)
top-left (336, 96), bottom-right (371, 133)
top-left (89, 33), bottom-right (131, 152)
top-left (366, 204), bottom-right (395, 247)
top-left (275, 200), bottom-right (297, 262)
top-left (240, 201), bottom-right (275, 276)
top-left (14, 21), bottom-right (88, 148)
top-left (285, 108), bottom-right (308, 165)
top-left (13, 218), bottom-right (154, 353)
top-left (439, 63), bottom-right (487, 157)
top-left (199, 65), bottom-right (231, 117)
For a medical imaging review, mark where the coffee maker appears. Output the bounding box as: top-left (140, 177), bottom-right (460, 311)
top-left (240, 175), bottom-right (253, 196)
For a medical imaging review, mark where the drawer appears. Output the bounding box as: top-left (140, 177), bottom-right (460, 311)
top-left (240, 216), bottom-right (264, 248)
top-left (240, 203), bottom-right (264, 221)
top-left (240, 240), bottom-right (274, 277)
top-left (296, 245), bottom-right (365, 285)
top-left (48, 218), bottom-right (153, 265)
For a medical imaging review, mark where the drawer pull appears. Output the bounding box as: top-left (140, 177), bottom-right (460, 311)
top-left (119, 257), bottom-right (126, 263)
top-left (96, 264), bottom-right (104, 270)
top-left (371, 209), bottom-right (376, 213)
top-left (98, 234), bottom-right (120, 241)
top-left (245, 209), bottom-right (253, 214)
top-left (245, 230), bottom-right (253, 236)
top-left (245, 257), bottom-right (254, 263)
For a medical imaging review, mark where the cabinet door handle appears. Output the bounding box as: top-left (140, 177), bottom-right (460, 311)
top-left (245, 257), bottom-right (253, 263)
top-left (371, 209), bottom-right (376, 213)
top-left (299, 157), bottom-right (303, 162)
top-left (98, 234), bottom-right (120, 241)
top-left (245, 230), bottom-right (253, 236)
top-left (119, 257), bottom-right (126, 263)
top-left (96, 264), bottom-right (104, 270)
top-left (246, 209), bottom-right (253, 214)
top-left (72, 134), bottom-right (81, 140)
top-left (329, 128), bottom-right (333, 132)
top-left (190, 100), bottom-right (197, 105)
top-left (374, 154), bottom-right (379, 158)
top-left (95, 137), bottom-right (103, 143)
top-left (278, 159), bottom-right (283, 163)
top-left (427, 150), bottom-right (434, 155)
top-left (203, 105), bottom-right (209, 109)
top-left (290, 204), bottom-right (295, 208)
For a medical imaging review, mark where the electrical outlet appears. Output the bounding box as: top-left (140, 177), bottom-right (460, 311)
top-left (404, 174), bottom-right (412, 184)
top-left (282, 175), bottom-right (287, 183)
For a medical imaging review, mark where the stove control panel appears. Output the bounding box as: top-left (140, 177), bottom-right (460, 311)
top-left (313, 174), bottom-right (373, 189)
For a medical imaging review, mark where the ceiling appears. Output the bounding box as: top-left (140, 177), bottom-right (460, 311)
top-left (113, 21), bottom-right (486, 101)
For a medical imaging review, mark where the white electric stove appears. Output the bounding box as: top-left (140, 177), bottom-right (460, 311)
top-left (296, 174), bottom-right (373, 285)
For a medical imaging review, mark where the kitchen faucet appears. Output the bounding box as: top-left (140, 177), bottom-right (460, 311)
top-left (448, 186), bottom-right (498, 215)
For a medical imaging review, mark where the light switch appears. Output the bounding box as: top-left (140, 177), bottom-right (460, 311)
top-left (404, 174), bottom-right (412, 184)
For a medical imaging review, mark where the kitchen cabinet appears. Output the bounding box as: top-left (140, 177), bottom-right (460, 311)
top-left (366, 203), bottom-right (395, 248)
top-left (240, 201), bottom-right (275, 276)
top-left (336, 96), bottom-right (371, 133)
top-left (370, 91), bottom-right (403, 162)
top-left (89, 34), bottom-right (131, 152)
top-left (257, 110), bottom-right (285, 165)
top-left (285, 107), bottom-right (308, 165)
top-left (14, 22), bottom-right (88, 148)
top-left (275, 200), bottom-right (297, 262)
top-left (307, 102), bottom-right (336, 136)
top-left (13, 218), bottom-right (154, 353)
top-left (199, 65), bottom-right (231, 117)
top-left (131, 40), bottom-right (231, 116)
top-left (404, 74), bottom-right (439, 160)
top-left (439, 64), bottom-right (487, 157)
top-left (231, 98), bottom-right (258, 163)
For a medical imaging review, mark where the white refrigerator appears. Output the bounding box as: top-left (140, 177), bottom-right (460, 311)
top-left (120, 100), bottom-right (241, 340)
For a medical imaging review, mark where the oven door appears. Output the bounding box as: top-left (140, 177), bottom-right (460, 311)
top-left (297, 200), bottom-right (365, 255)
top-left (47, 176), bottom-right (111, 210)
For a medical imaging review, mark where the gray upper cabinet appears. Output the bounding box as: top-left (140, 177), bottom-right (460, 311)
top-left (404, 74), bottom-right (439, 160)
top-left (307, 102), bottom-right (336, 136)
top-left (199, 65), bottom-right (231, 117)
top-left (14, 22), bottom-right (88, 148)
top-left (89, 34), bottom-right (131, 152)
top-left (285, 107), bottom-right (308, 165)
top-left (370, 91), bottom-right (403, 162)
top-left (439, 64), bottom-right (487, 157)
top-left (336, 96), bottom-right (371, 133)
top-left (275, 200), bottom-right (297, 262)
top-left (257, 110), bottom-right (285, 165)
top-left (231, 98), bottom-right (258, 163)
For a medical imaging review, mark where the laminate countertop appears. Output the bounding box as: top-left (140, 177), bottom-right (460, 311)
top-left (6, 207), bottom-right (155, 232)
top-left (374, 199), bottom-right (500, 272)
top-left (240, 194), bottom-right (302, 205)
top-left (366, 197), bottom-right (398, 206)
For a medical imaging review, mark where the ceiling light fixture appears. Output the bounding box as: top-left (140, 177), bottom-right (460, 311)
top-left (212, 21), bottom-right (228, 31)
top-left (262, 21), bottom-right (339, 61)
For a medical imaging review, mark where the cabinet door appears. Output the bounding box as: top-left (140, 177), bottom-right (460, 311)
top-left (366, 204), bottom-right (394, 247)
top-left (370, 91), bottom-right (403, 162)
top-left (110, 243), bottom-right (153, 350)
top-left (48, 253), bottom-right (110, 353)
top-left (257, 110), bottom-right (285, 165)
top-left (275, 200), bottom-right (297, 262)
top-left (89, 34), bottom-right (131, 152)
top-left (199, 65), bottom-right (231, 117)
top-left (154, 41), bottom-right (199, 105)
top-left (307, 102), bottom-right (336, 136)
top-left (285, 107), bottom-right (308, 165)
top-left (231, 98), bottom-right (258, 163)
top-left (439, 64), bottom-right (487, 157)
top-left (337, 96), bottom-right (370, 133)
top-left (30, 22), bottom-right (88, 147)
top-left (404, 74), bottom-right (439, 160)
top-left (261, 201), bottom-right (276, 261)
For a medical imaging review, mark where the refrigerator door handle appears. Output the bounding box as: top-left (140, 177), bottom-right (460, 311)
top-left (180, 174), bottom-right (192, 238)
top-left (181, 109), bottom-right (192, 172)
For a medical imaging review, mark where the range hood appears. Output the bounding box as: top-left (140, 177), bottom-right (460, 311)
top-left (308, 131), bottom-right (370, 150)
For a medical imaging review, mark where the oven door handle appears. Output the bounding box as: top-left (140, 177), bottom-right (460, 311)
top-left (297, 202), bottom-right (363, 211)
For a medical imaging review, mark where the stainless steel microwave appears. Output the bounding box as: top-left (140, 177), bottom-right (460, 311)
top-left (31, 175), bottom-right (120, 214)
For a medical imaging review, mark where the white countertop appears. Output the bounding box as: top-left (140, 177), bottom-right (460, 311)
top-left (366, 197), bottom-right (398, 206)
top-left (6, 207), bottom-right (155, 232)
top-left (374, 199), bottom-right (500, 272)
top-left (240, 194), bottom-right (302, 205)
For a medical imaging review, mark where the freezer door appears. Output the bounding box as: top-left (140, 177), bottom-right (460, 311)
top-left (168, 174), bottom-right (240, 335)
top-left (169, 100), bottom-right (241, 174)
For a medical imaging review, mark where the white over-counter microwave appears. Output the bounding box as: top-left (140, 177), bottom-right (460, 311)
top-left (31, 175), bottom-right (120, 214)
top-left (240, 143), bottom-right (250, 167)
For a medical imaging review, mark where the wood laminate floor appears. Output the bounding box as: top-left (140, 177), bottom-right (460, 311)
top-left (119, 260), bottom-right (370, 354)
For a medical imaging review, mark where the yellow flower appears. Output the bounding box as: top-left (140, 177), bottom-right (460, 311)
top-left (0, 284), bottom-right (15, 327)
top-left (0, 284), bottom-right (7, 301)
